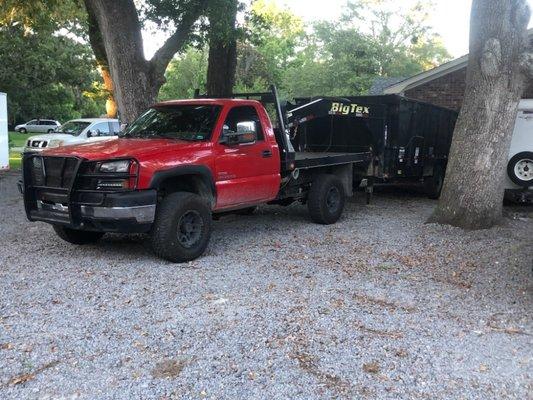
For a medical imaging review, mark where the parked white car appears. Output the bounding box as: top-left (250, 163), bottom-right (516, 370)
top-left (505, 99), bottom-right (532, 202)
top-left (24, 118), bottom-right (120, 152)
top-left (15, 119), bottom-right (61, 134)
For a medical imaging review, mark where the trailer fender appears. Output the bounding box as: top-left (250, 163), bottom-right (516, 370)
top-left (328, 163), bottom-right (353, 197)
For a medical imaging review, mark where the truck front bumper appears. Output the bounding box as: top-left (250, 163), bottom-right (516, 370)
top-left (26, 189), bottom-right (158, 233)
top-left (79, 204), bottom-right (155, 224)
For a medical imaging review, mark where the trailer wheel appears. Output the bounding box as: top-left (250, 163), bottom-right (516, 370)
top-left (507, 152), bottom-right (533, 187)
top-left (308, 174), bottom-right (345, 224)
top-left (426, 166), bottom-right (445, 199)
top-left (53, 225), bottom-right (104, 244)
top-left (151, 192), bottom-right (212, 263)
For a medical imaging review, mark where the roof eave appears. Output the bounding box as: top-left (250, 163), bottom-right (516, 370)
top-left (383, 55), bottom-right (469, 94)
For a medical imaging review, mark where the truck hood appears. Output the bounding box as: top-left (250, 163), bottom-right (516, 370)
top-left (41, 138), bottom-right (210, 161)
top-left (27, 133), bottom-right (77, 142)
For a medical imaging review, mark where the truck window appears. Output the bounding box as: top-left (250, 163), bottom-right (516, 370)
top-left (111, 122), bottom-right (120, 133)
top-left (223, 106), bottom-right (264, 141)
top-left (122, 105), bottom-right (221, 141)
top-left (92, 122), bottom-right (112, 135)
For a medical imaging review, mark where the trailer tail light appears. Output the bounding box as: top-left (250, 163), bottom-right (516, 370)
top-left (398, 147), bottom-right (405, 163)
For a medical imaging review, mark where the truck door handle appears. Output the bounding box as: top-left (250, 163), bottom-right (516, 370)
top-left (262, 150), bottom-right (272, 158)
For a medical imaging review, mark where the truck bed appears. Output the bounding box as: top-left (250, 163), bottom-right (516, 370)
top-left (294, 151), bottom-right (371, 169)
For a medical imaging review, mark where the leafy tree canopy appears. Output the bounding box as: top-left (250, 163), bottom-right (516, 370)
top-left (0, 7), bottom-right (105, 125)
top-left (161, 0), bottom-right (451, 100)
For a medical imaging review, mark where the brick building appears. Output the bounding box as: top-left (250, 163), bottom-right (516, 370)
top-left (382, 30), bottom-right (533, 111)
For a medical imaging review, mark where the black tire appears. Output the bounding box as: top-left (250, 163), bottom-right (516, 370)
top-left (425, 166), bottom-right (445, 199)
top-left (307, 174), bottom-right (345, 224)
top-left (47, 129), bottom-right (54, 133)
top-left (18, 128), bottom-right (27, 134)
top-left (53, 225), bottom-right (104, 244)
top-left (235, 206), bottom-right (257, 215)
top-left (151, 192), bottom-right (212, 263)
top-left (507, 152), bottom-right (533, 188)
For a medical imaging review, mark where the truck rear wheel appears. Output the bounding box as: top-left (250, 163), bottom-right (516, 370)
top-left (308, 174), bottom-right (345, 224)
top-left (507, 152), bottom-right (533, 187)
top-left (53, 225), bottom-right (104, 244)
top-left (151, 192), bottom-right (212, 263)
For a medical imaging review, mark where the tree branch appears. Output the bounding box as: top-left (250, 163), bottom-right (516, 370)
top-left (149, 4), bottom-right (205, 84)
top-left (84, 0), bottom-right (108, 67)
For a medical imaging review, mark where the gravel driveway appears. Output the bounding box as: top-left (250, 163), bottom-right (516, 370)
top-left (0, 171), bottom-right (531, 399)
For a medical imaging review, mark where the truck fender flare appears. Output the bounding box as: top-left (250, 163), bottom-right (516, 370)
top-left (149, 165), bottom-right (216, 202)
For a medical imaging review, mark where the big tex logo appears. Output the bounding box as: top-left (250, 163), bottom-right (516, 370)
top-left (330, 102), bottom-right (370, 116)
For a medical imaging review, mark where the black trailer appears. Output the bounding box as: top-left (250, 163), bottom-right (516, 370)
top-left (287, 94), bottom-right (459, 198)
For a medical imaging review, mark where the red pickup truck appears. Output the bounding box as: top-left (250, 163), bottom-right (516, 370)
top-left (21, 87), bottom-right (371, 262)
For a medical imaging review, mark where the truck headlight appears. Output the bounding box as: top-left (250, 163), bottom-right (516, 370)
top-left (94, 159), bottom-right (139, 190)
top-left (48, 139), bottom-right (64, 148)
top-left (99, 160), bottom-right (132, 173)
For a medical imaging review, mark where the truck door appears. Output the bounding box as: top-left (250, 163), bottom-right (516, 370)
top-left (214, 105), bottom-right (280, 209)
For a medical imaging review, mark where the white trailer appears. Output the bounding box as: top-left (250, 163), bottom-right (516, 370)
top-left (505, 99), bottom-right (533, 202)
top-left (0, 92), bottom-right (9, 171)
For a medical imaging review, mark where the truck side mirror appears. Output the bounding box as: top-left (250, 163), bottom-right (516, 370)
top-left (221, 131), bottom-right (256, 146)
top-left (220, 121), bottom-right (257, 146)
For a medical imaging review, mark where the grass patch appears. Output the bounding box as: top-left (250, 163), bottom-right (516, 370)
top-left (9, 131), bottom-right (27, 148)
top-left (8, 131), bottom-right (24, 170)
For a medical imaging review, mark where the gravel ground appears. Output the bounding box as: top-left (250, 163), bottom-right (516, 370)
top-left (0, 170), bottom-right (531, 400)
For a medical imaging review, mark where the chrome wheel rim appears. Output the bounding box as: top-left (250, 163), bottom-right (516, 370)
top-left (514, 159), bottom-right (533, 182)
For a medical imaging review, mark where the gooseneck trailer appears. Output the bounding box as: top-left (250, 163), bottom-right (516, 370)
top-left (287, 94), bottom-right (459, 198)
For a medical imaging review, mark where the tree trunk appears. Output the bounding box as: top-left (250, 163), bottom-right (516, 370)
top-left (85, 3), bottom-right (117, 118)
top-left (83, 0), bottom-right (203, 123)
top-left (83, 0), bottom-right (156, 124)
top-left (206, 0), bottom-right (239, 97)
top-left (429, 0), bottom-right (531, 229)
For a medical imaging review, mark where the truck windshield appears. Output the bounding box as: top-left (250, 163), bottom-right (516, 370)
top-left (56, 121), bottom-right (91, 136)
top-left (121, 105), bottom-right (221, 141)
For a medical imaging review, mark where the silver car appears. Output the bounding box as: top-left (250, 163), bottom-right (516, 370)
top-left (15, 119), bottom-right (61, 134)
top-left (24, 118), bottom-right (120, 152)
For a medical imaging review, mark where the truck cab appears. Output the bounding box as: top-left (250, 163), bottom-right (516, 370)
top-left (20, 88), bottom-right (371, 262)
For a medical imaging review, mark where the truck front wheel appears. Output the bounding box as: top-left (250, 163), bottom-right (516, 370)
top-left (53, 225), bottom-right (104, 244)
top-left (308, 174), bottom-right (346, 224)
top-left (151, 192), bottom-right (212, 263)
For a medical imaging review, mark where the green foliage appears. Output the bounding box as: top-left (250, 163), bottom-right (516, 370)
top-left (2, 0), bottom-right (452, 115)
top-left (282, 0), bottom-right (451, 97)
top-left (161, 0), bottom-right (450, 101)
top-left (159, 47), bottom-right (208, 100)
top-left (0, 23), bottom-right (105, 125)
top-left (240, 0), bottom-right (305, 86)
top-left (0, 0), bottom-right (84, 32)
